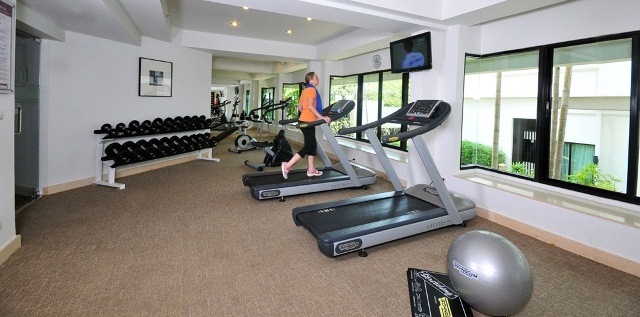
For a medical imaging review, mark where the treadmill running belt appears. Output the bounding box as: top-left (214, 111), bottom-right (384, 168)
top-left (245, 168), bottom-right (345, 187)
top-left (296, 194), bottom-right (442, 235)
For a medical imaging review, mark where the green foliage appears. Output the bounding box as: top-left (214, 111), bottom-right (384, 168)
top-left (330, 85), bottom-right (357, 104)
top-left (510, 162), bottom-right (534, 178)
top-left (282, 88), bottom-right (300, 119)
top-left (461, 140), bottom-right (506, 167)
top-left (380, 80), bottom-right (403, 108)
top-left (567, 163), bottom-right (620, 191)
top-left (329, 117), bottom-right (351, 135)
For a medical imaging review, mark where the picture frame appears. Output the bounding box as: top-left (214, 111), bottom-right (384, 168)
top-left (138, 57), bottom-right (172, 97)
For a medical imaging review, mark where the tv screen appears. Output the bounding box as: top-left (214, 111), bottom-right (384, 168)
top-left (390, 31), bottom-right (432, 73)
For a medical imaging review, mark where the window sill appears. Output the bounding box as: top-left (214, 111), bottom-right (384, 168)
top-left (336, 137), bottom-right (408, 163)
top-left (456, 170), bottom-right (640, 229)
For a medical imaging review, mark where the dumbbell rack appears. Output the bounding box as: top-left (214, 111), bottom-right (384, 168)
top-left (94, 123), bottom-right (218, 190)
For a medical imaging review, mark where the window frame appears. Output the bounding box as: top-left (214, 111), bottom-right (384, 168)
top-left (461, 31), bottom-right (640, 204)
top-left (329, 70), bottom-right (410, 151)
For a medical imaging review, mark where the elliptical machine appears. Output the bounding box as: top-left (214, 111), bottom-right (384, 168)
top-left (228, 95), bottom-right (259, 154)
top-left (244, 98), bottom-right (294, 170)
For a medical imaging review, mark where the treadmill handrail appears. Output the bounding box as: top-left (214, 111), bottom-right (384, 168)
top-left (382, 123), bottom-right (432, 143)
top-left (381, 103), bottom-right (451, 143)
top-left (249, 97), bottom-right (292, 123)
top-left (297, 119), bottom-right (326, 129)
top-left (262, 98), bottom-right (292, 124)
top-left (279, 118), bottom-right (299, 125)
top-left (278, 99), bottom-right (355, 128)
top-left (338, 106), bottom-right (408, 135)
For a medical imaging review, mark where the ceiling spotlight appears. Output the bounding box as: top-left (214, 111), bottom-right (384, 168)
top-left (306, 17), bottom-right (312, 21)
top-left (242, 6), bottom-right (249, 10)
top-left (230, 21), bottom-right (239, 27)
top-left (286, 29), bottom-right (293, 34)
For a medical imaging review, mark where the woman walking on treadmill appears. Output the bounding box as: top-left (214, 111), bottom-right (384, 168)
top-left (281, 72), bottom-right (331, 179)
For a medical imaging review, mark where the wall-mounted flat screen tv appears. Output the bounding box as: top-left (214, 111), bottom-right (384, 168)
top-left (390, 31), bottom-right (432, 73)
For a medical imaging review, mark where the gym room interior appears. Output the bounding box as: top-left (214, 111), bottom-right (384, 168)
top-left (0, 0), bottom-right (639, 316)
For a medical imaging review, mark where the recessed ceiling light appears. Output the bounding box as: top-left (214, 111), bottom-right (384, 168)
top-left (242, 6), bottom-right (249, 10)
top-left (286, 29), bottom-right (293, 34)
top-left (306, 17), bottom-right (313, 21)
top-left (230, 21), bottom-right (239, 27)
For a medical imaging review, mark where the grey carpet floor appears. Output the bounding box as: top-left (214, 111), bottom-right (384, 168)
top-left (1, 136), bottom-right (639, 316)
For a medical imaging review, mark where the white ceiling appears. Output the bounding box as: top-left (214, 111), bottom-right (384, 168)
top-left (16, 0), bottom-right (574, 83)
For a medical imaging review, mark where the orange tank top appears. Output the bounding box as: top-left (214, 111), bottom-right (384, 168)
top-left (298, 87), bottom-right (317, 122)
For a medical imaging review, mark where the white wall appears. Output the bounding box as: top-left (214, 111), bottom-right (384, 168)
top-left (478, 0), bottom-right (640, 53)
top-left (40, 31), bottom-right (212, 188)
top-left (0, 91), bottom-right (16, 253)
top-left (0, 0), bottom-right (17, 259)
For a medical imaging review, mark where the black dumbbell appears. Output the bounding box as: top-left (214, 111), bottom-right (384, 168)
top-left (94, 123), bottom-right (113, 135)
top-left (163, 117), bottom-right (178, 132)
top-left (122, 141), bottom-right (146, 162)
top-left (128, 120), bottom-right (141, 136)
top-left (193, 134), bottom-right (211, 148)
top-left (148, 138), bottom-right (169, 157)
top-left (189, 135), bottom-right (205, 150)
top-left (159, 137), bottom-right (178, 155)
top-left (135, 140), bottom-right (160, 160)
top-left (169, 136), bottom-right (187, 153)
top-left (151, 118), bottom-right (164, 134)
top-left (179, 135), bottom-right (197, 152)
top-left (103, 142), bottom-right (134, 166)
top-left (190, 134), bottom-right (205, 149)
top-left (179, 116), bottom-right (192, 130)
top-left (139, 120), bottom-right (153, 135)
top-left (113, 122), bottom-right (129, 138)
top-left (174, 116), bottom-right (188, 131)
top-left (203, 133), bottom-right (214, 148)
top-left (191, 134), bottom-right (205, 148)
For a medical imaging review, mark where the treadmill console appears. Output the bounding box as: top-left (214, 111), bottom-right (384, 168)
top-left (328, 100), bottom-right (354, 115)
top-left (324, 100), bottom-right (356, 120)
top-left (407, 100), bottom-right (441, 118)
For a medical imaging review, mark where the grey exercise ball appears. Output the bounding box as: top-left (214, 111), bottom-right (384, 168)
top-left (447, 230), bottom-right (533, 316)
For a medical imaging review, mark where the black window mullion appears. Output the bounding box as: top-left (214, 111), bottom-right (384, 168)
top-left (377, 73), bottom-right (383, 140)
top-left (536, 46), bottom-right (553, 183)
top-left (356, 74), bottom-right (364, 141)
top-left (627, 34), bottom-right (640, 196)
top-left (400, 72), bottom-right (410, 150)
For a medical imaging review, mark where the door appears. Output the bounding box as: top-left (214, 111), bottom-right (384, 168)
top-left (14, 31), bottom-right (40, 210)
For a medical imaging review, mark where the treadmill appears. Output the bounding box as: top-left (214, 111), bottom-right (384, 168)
top-left (242, 100), bottom-right (377, 201)
top-left (292, 100), bottom-right (476, 257)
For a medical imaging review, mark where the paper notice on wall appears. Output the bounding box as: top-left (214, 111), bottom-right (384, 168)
top-left (0, 0), bottom-right (13, 92)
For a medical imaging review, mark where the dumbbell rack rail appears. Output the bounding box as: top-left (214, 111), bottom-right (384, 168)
top-left (94, 130), bottom-right (219, 189)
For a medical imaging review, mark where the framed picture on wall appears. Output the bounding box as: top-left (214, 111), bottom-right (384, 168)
top-left (138, 57), bottom-right (172, 97)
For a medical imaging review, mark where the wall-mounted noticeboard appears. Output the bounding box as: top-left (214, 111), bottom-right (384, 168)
top-left (0, 0), bottom-right (14, 93)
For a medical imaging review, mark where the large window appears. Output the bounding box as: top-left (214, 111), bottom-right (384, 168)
top-left (462, 51), bottom-right (539, 176)
top-left (461, 34), bottom-right (640, 203)
top-left (548, 40), bottom-right (631, 193)
top-left (282, 82), bottom-right (303, 130)
top-left (330, 71), bottom-right (408, 150)
top-left (329, 75), bottom-right (358, 138)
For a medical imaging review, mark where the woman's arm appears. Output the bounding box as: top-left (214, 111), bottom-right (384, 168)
top-left (307, 97), bottom-right (331, 123)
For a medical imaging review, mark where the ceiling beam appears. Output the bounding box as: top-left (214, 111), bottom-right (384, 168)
top-left (102, 0), bottom-right (141, 46)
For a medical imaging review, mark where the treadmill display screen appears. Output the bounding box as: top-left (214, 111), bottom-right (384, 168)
top-left (328, 100), bottom-right (354, 115)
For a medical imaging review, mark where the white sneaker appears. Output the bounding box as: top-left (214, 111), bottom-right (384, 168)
top-left (306, 169), bottom-right (323, 177)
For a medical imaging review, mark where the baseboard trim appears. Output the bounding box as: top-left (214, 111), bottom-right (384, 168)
top-left (477, 208), bottom-right (640, 278)
top-left (0, 235), bottom-right (21, 266)
top-left (43, 155), bottom-right (197, 195)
